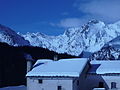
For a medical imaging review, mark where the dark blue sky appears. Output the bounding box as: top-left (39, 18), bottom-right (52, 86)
top-left (0, 0), bottom-right (120, 35)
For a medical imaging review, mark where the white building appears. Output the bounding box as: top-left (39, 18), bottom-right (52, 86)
top-left (26, 59), bottom-right (120, 90)
top-left (86, 60), bottom-right (120, 90)
top-left (26, 58), bottom-right (89, 90)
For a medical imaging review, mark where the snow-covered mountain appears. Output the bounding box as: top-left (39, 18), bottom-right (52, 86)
top-left (21, 20), bottom-right (120, 56)
top-left (90, 36), bottom-right (120, 60)
top-left (0, 24), bottom-right (30, 46)
top-left (90, 46), bottom-right (120, 60)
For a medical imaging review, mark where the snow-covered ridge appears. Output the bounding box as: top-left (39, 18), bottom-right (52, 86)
top-left (90, 46), bottom-right (120, 60)
top-left (21, 20), bottom-right (120, 56)
top-left (90, 36), bottom-right (120, 60)
top-left (0, 24), bottom-right (30, 46)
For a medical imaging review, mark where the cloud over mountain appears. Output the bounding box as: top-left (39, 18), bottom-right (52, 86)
top-left (50, 18), bottom-right (87, 29)
top-left (74, 0), bottom-right (120, 22)
top-left (58, 18), bottom-right (84, 28)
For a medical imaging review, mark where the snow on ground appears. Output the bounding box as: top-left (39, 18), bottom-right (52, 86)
top-left (0, 85), bottom-right (26, 90)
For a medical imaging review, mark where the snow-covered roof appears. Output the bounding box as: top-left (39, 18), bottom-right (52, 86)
top-left (26, 58), bottom-right (88, 77)
top-left (89, 60), bottom-right (120, 74)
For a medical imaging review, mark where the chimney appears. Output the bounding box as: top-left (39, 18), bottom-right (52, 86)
top-left (25, 54), bottom-right (34, 72)
top-left (54, 55), bottom-right (58, 61)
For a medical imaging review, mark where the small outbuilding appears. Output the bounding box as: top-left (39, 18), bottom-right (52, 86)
top-left (26, 58), bottom-right (89, 90)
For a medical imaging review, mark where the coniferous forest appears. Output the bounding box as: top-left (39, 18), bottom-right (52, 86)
top-left (0, 42), bottom-right (77, 87)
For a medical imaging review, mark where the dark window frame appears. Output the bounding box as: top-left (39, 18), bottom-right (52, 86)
top-left (38, 79), bottom-right (43, 84)
top-left (98, 82), bottom-right (104, 88)
top-left (77, 80), bottom-right (79, 86)
top-left (58, 86), bottom-right (62, 90)
top-left (111, 82), bottom-right (116, 89)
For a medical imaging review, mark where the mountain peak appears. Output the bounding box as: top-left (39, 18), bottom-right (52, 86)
top-left (81, 20), bottom-right (105, 34)
top-left (0, 24), bottom-right (11, 31)
top-left (0, 24), bottom-right (30, 46)
top-left (87, 19), bottom-right (99, 24)
top-left (0, 24), bottom-right (6, 28)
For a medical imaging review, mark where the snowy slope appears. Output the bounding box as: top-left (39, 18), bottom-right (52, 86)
top-left (105, 36), bottom-right (120, 49)
top-left (0, 85), bottom-right (26, 90)
top-left (90, 46), bottom-right (120, 60)
top-left (21, 20), bottom-right (120, 56)
top-left (0, 24), bottom-right (30, 46)
top-left (90, 36), bottom-right (120, 60)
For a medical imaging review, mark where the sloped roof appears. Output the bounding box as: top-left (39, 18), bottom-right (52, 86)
top-left (26, 58), bottom-right (88, 77)
top-left (89, 60), bottom-right (120, 74)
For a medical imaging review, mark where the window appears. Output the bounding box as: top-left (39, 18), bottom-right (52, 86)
top-left (38, 79), bottom-right (43, 84)
top-left (77, 80), bottom-right (79, 86)
top-left (58, 86), bottom-right (62, 90)
top-left (111, 82), bottom-right (116, 89)
top-left (99, 82), bottom-right (104, 88)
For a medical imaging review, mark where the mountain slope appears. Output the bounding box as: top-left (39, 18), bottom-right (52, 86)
top-left (90, 36), bottom-right (120, 60)
top-left (0, 24), bottom-right (30, 46)
top-left (90, 46), bottom-right (120, 60)
top-left (21, 20), bottom-right (120, 56)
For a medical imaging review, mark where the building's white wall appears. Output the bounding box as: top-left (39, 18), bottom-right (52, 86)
top-left (27, 78), bottom-right (73, 90)
top-left (86, 75), bottom-right (120, 90)
top-left (27, 60), bottom-right (90, 90)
